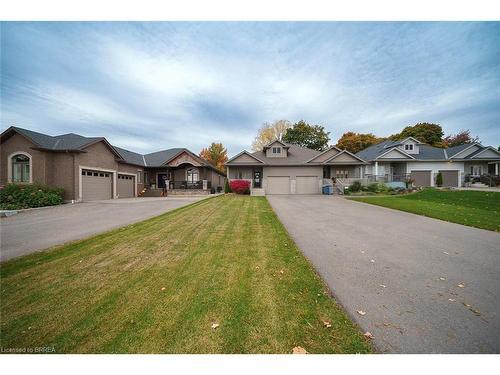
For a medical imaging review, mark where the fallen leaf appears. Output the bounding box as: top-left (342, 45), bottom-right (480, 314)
top-left (457, 283), bottom-right (465, 288)
top-left (383, 322), bottom-right (391, 327)
top-left (161, 287), bottom-right (166, 291)
top-left (439, 277), bottom-right (446, 281)
top-left (255, 266), bottom-right (260, 270)
top-left (361, 251), bottom-right (365, 254)
top-left (363, 331), bottom-right (373, 339)
top-left (379, 284), bottom-right (387, 288)
top-left (448, 298), bottom-right (456, 302)
top-left (357, 310), bottom-right (366, 316)
top-left (211, 323), bottom-right (219, 330)
top-left (370, 259), bottom-right (375, 263)
top-left (462, 302), bottom-right (471, 308)
top-left (280, 269), bottom-right (284, 274)
top-left (443, 251), bottom-right (449, 255)
top-left (323, 321), bottom-right (332, 328)
top-left (292, 346), bottom-right (308, 354)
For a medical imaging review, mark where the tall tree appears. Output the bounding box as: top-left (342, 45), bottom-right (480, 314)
top-left (390, 122), bottom-right (444, 146)
top-left (251, 120), bottom-right (292, 151)
top-left (335, 132), bottom-right (384, 154)
top-left (443, 129), bottom-right (480, 147)
top-left (199, 142), bottom-right (228, 172)
top-left (282, 120), bottom-right (330, 151)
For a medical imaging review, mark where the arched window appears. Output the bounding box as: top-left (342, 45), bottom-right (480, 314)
top-left (11, 153), bottom-right (31, 183)
top-left (186, 168), bottom-right (199, 184)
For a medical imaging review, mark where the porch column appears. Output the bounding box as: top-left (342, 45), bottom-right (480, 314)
top-left (496, 163), bottom-right (499, 176)
top-left (374, 161), bottom-right (378, 180)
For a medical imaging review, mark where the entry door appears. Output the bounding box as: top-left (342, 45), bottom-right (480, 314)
top-left (157, 173), bottom-right (168, 188)
top-left (253, 170), bottom-right (262, 188)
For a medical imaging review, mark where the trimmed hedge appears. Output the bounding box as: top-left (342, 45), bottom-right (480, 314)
top-left (229, 179), bottom-right (250, 195)
top-left (0, 183), bottom-right (65, 210)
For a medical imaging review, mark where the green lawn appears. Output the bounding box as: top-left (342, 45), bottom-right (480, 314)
top-left (350, 188), bottom-right (500, 232)
top-left (0, 195), bottom-right (371, 354)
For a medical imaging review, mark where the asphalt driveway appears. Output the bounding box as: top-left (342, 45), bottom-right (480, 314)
top-left (0, 196), bottom-right (210, 262)
top-left (267, 195), bottom-right (500, 353)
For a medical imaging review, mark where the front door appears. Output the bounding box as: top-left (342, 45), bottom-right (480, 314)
top-left (157, 173), bottom-right (168, 188)
top-left (253, 170), bottom-right (262, 188)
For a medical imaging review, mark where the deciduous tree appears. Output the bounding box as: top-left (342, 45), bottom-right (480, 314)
top-left (335, 132), bottom-right (384, 153)
top-left (282, 120), bottom-right (330, 151)
top-left (199, 142), bottom-right (228, 172)
top-left (390, 122), bottom-right (444, 146)
top-left (251, 120), bottom-right (292, 151)
top-left (443, 129), bottom-right (480, 147)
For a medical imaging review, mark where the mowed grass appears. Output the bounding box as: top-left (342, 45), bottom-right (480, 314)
top-left (350, 188), bottom-right (500, 232)
top-left (0, 195), bottom-right (371, 354)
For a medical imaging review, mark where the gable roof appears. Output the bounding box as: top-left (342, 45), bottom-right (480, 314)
top-left (384, 137), bottom-right (425, 148)
top-left (468, 146), bottom-right (500, 159)
top-left (1, 126), bottom-right (225, 174)
top-left (357, 138), bottom-right (499, 162)
top-left (323, 149), bottom-right (366, 164)
top-left (305, 145), bottom-right (342, 163)
top-left (376, 147), bottom-right (415, 160)
top-left (1, 126), bottom-right (122, 158)
top-left (226, 150), bottom-right (265, 164)
top-left (262, 139), bottom-right (290, 151)
top-left (247, 143), bottom-right (321, 165)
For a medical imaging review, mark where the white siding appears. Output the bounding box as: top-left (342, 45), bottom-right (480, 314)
top-left (406, 161), bottom-right (464, 187)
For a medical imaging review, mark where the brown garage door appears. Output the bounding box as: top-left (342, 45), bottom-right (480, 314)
top-left (439, 170), bottom-right (459, 187)
top-left (410, 170), bottom-right (432, 187)
top-left (117, 174), bottom-right (135, 198)
top-left (296, 176), bottom-right (319, 194)
top-left (82, 169), bottom-right (112, 201)
top-left (267, 176), bottom-right (290, 194)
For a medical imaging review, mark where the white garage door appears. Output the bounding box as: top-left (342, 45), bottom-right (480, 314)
top-left (117, 174), bottom-right (135, 198)
top-left (267, 176), bottom-right (290, 195)
top-left (296, 176), bottom-right (319, 194)
top-left (82, 169), bottom-right (112, 201)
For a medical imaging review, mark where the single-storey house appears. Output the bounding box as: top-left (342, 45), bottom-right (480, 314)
top-left (0, 126), bottom-right (226, 201)
top-left (225, 138), bottom-right (500, 195)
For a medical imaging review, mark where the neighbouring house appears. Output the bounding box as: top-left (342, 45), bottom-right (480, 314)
top-left (356, 137), bottom-right (500, 188)
top-left (225, 138), bottom-right (500, 195)
top-left (0, 126), bottom-right (226, 201)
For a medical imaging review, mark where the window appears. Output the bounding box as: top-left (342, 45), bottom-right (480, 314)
top-left (404, 144), bottom-right (414, 151)
top-left (471, 165), bottom-right (482, 176)
top-left (187, 168), bottom-right (199, 183)
top-left (11, 154), bottom-right (30, 183)
top-left (272, 147), bottom-right (281, 154)
top-left (144, 171), bottom-right (149, 185)
top-left (137, 171), bottom-right (142, 183)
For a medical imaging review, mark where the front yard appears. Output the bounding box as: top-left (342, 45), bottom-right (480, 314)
top-left (350, 188), bottom-right (500, 232)
top-left (0, 195), bottom-right (371, 353)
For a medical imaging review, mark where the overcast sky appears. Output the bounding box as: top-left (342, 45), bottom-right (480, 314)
top-left (2, 22), bottom-right (499, 156)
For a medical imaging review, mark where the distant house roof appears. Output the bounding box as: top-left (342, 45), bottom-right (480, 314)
top-left (356, 139), bottom-right (499, 161)
top-left (1, 126), bottom-right (224, 174)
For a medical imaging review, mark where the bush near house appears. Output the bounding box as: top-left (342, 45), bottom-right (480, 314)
top-left (229, 179), bottom-right (250, 194)
top-left (436, 172), bottom-right (443, 187)
top-left (224, 179), bottom-right (231, 193)
top-left (348, 181), bottom-right (362, 192)
top-left (366, 182), bottom-right (390, 193)
top-left (0, 183), bottom-right (64, 210)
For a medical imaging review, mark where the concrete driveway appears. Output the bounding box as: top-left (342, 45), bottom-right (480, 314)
top-left (1, 196), bottom-right (210, 262)
top-left (267, 195), bottom-right (500, 353)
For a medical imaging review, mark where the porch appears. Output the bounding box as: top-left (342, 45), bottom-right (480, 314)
top-left (141, 164), bottom-right (215, 196)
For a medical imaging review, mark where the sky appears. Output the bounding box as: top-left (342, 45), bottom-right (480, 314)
top-left (1, 22), bottom-right (499, 156)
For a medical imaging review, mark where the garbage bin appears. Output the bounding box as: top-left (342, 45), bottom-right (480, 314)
top-left (322, 185), bottom-right (333, 195)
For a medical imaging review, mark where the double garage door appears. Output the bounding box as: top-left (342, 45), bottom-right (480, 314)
top-left (81, 170), bottom-right (135, 201)
top-left (409, 170), bottom-right (460, 187)
top-left (267, 176), bottom-right (319, 195)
